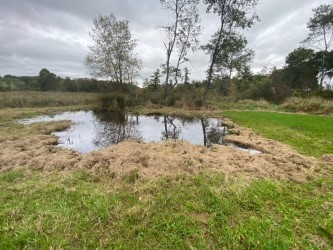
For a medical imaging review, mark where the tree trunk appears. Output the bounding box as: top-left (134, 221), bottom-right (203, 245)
top-left (201, 118), bottom-right (207, 147)
top-left (164, 52), bottom-right (171, 93)
top-left (320, 51), bottom-right (326, 88)
top-left (204, 25), bottom-right (224, 97)
top-left (164, 0), bottom-right (180, 95)
top-left (164, 116), bottom-right (168, 140)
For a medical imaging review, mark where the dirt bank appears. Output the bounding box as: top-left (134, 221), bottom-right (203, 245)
top-left (0, 117), bottom-right (331, 183)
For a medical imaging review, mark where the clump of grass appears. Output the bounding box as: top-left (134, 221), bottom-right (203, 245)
top-left (94, 93), bottom-right (126, 111)
top-left (282, 97), bottom-right (333, 114)
top-left (0, 170), bottom-right (24, 182)
top-left (123, 169), bottom-right (139, 183)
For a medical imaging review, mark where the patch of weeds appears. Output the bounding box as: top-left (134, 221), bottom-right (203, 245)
top-left (73, 170), bottom-right (92, 182)
top-left (0, 170), bottom-right (24, 183)
top-left (123, 169), bottom-right (139, 184)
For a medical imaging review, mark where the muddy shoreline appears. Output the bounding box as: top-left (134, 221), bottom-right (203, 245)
top-left (1, 112), bottom-right (331, 183)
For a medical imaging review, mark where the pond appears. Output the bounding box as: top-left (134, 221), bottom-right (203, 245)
top-left (19, 111), bottom-right (261, 155)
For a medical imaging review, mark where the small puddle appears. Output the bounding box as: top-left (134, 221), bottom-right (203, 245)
top-left (19, 111), bottom-right (261, 155)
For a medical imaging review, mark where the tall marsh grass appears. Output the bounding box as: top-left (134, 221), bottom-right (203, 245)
top-left (207, 97), bottom-right (279, 111)
top-left (0, 91), bottom-right (97, 108)
top-left (282, 97), bottom-right (333, 114)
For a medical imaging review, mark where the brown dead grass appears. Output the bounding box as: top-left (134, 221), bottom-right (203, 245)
top-left (0, 112), bottom-right (331, 183)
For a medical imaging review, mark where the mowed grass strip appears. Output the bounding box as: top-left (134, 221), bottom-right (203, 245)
top-left (0, 170), bottom-right (332, 249)
top-left (224, 111), bottom-right (333, 157)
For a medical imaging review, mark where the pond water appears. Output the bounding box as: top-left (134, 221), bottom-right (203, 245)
top-left (19, 111), bottom-right (261, 155)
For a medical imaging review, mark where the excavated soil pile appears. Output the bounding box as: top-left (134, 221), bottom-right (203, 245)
top-left (0, 118), bottom-right (331, 183)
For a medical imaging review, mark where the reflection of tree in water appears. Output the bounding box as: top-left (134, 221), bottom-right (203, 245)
top-left (201, 118), bottom-right (227, 147)
top-left (93, 111), bottom-right (142, 148)
top-left (161, 116), bottom-right (182, 141)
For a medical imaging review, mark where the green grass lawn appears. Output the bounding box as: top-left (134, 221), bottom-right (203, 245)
top-left (224, 111), bottom-right (333, 157)
top-left (0, 170), bottom-right (332, 249)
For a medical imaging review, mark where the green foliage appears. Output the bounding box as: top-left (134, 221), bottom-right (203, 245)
top-left (211, 76), bottom-right (232, 96)
top-left (165, 93), bottom-right (178, 107)
top-left (242, 78), bottom-right (273, 101)
top-left (203, 0), bottom-right (259, 96)
top-left (224, 110), bottom-right (333, 156)
top-left (175, 88), bottom-right (206, 109)
top-left (314, 88), bottom-right (333, 98)
top-left (0, 70), bottom-right (126, 93)
top-left (270, 68), bottom-right (293, 103)
top-left (0, 170), bottom-right (24, 182)
top-left (303, 3), bottom-right (333, 86)
top-left (0, 75), bottom-right (33, 91)
top-left (284, 48), bottom-right (319, 90)
top-left (95, 93), bottom-right (127, 111)
top-left (38, 68), bottom-right (57, 91)
top-left (148, 69), bottom-right (161, 90)
top-left (85, 14), bottom-right (142, 84)
top-left (202, 32), bottom-right (254, 79)
top-left (272, 83), bottom-right (293, 103)
top-left (141, 84), bottom-right (206, 109)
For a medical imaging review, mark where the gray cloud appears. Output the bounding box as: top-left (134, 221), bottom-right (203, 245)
top-left (0, 0), bottom-right (330, 82)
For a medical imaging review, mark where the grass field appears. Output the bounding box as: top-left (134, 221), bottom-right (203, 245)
top-left (0, 91), bottom-right (96, 108)
top-left (0, 105), bottom-right (332, 248)
top-left (224, 111), bottom-right (333, 157)
top-left (0, 170), bottom-right (332, 249)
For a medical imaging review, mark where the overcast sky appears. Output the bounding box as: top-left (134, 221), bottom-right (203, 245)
top-left (0, 0), bottom-right (330, 83)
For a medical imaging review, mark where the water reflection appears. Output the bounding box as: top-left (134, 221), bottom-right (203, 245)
top-left (201, 118), bottom-right (228, 147)
top-left (19, 111), bottom-right (260, 154)
top-left (162, 116), bottom-right (181, 141)
top-left (93, 112), bottom-right (142, 148)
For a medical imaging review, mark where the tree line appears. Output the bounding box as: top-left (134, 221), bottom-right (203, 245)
top-left (0, 68), bottom-right (135, 92)
top-left (1, 1), bottom-right (333, 104)
top-left (85, 0), bottom-right (333, 101)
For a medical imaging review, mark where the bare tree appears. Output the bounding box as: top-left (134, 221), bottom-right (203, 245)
top-left (160, 0), bottom-right (201, 92)
top-left (85, 14), bottom-right (142, 85)
top-left (203, 0), bottom-right (259, 97)
top-left (302, 4), bottom-right (333, 87)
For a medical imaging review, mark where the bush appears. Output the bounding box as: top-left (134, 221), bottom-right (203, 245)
top-left (272, 84), bottom-right (293, 103)
top-left (96, 94), bottom-right (115, 110)
top-left (165, 94), bottom-right (178, 107)
top-left (149, 92), bottom-right (162, 105)
top-left (315, 89), bottom-right (333, 99)
top-left (95, 93), bottom-right (126, 111)
top-left (116, 95), bottom-right (125, 110)
top-left (242, 78), bottom-right (273, 101)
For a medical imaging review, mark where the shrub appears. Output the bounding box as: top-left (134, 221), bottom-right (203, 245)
top-left (116, 95), bottom-right (125, 110)
top-left (242, 78), bottom-right (273, 101)
top-left (95, 93), bottom-right (126, 111)
top-left (166, 94), bottom-right (177, 107)
top-left (272, 84), bottom-right (293, 103)
top-left (315, 89), bottom-right (333, 99)
top-left (149, 92), bottom-right (162, 105)
top-left (96, 94), bottom-right (115, 111)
